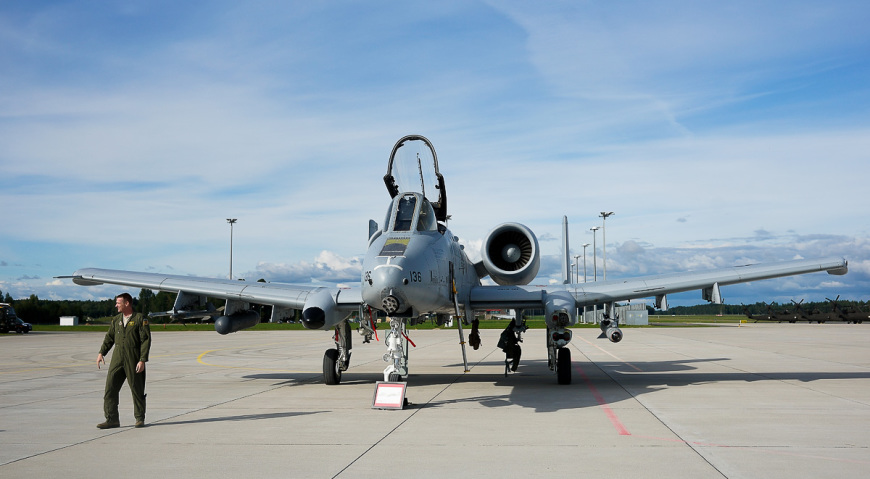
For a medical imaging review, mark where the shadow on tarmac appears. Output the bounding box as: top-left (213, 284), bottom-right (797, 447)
top-left (155, 411), bottom-right (324, 426)
top-left (240, 356), bottom-right (870, 413)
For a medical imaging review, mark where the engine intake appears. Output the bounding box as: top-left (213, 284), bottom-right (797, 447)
top-left (481, 223), bottom-right (540, 285)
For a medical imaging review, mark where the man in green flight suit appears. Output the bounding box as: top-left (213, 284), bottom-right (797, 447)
top-left (96, 292), bottom-right (151, 429)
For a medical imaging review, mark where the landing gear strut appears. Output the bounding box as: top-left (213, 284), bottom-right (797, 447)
top-left (323, 320), bottom-right (352, 385)
top-left (383, 318), bottom-right (410, 382)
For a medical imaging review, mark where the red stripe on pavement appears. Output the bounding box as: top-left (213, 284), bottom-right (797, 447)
top-left (574, 363), bottom-right (631, 436)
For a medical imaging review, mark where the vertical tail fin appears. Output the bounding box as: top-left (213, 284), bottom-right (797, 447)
top-left (562, 216), bottom-right (571, 284)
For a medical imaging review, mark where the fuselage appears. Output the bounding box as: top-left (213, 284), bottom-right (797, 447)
top-left (361, 193), bottom-right (479, 318)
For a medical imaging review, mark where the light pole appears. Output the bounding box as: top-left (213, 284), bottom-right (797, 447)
top-left (227, 218), bottom-right (237, 280)
top-left (599, 211), bottom-right (614, 280)
top-left (582, 243), bottom-right (590, 283)
top-left (590, 226), bottom-right (600, 281)
top-left (573, 255), bottom-right (581, 283)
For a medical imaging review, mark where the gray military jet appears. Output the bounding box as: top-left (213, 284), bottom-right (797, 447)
top-left (67, 135), bottom-right (849, 386)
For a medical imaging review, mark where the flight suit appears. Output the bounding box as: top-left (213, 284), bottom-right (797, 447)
top-left (99, 312), bottom-right (151, 423)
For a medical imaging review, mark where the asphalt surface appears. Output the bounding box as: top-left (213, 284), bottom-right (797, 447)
top-left (1, 324), bottom-right (868, 478)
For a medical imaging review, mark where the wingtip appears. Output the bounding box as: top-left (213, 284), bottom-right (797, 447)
top-left (66, 270), bottom-right (104, 286)
top-left (827, 258), bottom-right (848, 276)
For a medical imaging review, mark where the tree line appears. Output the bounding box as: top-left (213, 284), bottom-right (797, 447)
top-left (648, 299), bottom-right (869, 316)
top-left (2, 289), bottom-right (180, 324)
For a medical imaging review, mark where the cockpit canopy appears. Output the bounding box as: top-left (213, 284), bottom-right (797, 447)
top-left (386, 193), bottom-right (439, 233)
top-left (384, 135), bottom-right (447, 223)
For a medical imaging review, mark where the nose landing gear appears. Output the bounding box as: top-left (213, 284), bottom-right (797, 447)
top-left (383, 318), bottom-right (410, 382)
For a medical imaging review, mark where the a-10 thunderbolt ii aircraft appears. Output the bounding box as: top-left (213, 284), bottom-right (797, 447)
top-left (68, 135), bottom-right (849, 386)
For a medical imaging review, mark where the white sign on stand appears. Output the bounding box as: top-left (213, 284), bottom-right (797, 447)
top-left (372, 382), bottom-right (407, 409)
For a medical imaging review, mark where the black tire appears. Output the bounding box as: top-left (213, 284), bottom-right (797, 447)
top-left (388, 372), bottom-right (403, 382)
top-left (557, 348), bottom-right (572, 385)
top-left (323, 349), bottom-right (341, 385)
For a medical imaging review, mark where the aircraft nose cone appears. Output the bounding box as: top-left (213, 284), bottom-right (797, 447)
top-left (366, 266), bottom-right (407, 315)
top-left (370, 265), bottom-right (404, 290)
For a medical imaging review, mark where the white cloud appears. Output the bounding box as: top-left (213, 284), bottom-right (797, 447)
top-left (247, 251), bottom-right (362, 284)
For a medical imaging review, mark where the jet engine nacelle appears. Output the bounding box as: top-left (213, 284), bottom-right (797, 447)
top-left (481, 223), bottom-right (540, 285)
top-left (301, 288), bottom-right (344, 330)
top-left (214, 310), bottom-right (261, 335)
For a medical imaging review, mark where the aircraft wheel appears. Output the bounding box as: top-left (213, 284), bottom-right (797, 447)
top-left (388, 372), bottom-right (403, 382)
top-left (323, 349), bottom-right (342, 385)
top-left (557, 348), bottom-right (572, 385)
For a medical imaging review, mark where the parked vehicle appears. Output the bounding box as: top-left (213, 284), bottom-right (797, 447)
top-left (0, 303), bottom-right (32, 333)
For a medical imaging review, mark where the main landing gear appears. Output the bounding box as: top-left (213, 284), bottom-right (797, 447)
top-left (321, 316), bottom-right (415, 385)
top-left (556, 347), bottom-right (571, 385)
top-left (323, 320), bottom-right (352, 385)
top-left (547, 327), bottom-right (574, 385)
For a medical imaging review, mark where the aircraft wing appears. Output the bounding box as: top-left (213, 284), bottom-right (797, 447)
top-left (71, 268), bottom-right (361, 317)
top-left (468, 257), bottom-right (848, 309)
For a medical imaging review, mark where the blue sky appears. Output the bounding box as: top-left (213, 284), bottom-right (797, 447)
top-left (1, 1), bottom-right (869, 307)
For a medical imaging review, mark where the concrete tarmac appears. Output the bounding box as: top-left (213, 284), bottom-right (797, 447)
top-left (1, 324), bottom-right (869, 478)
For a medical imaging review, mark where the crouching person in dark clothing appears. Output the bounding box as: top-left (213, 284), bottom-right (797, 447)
top-left (498, 318), bottom-right (527, 372)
